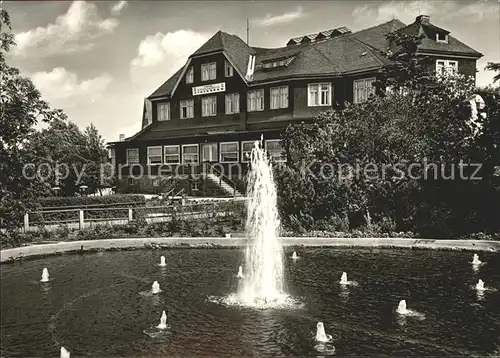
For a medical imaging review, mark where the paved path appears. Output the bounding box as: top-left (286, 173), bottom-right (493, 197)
top-left (1, 237), bottom-right (498, 263)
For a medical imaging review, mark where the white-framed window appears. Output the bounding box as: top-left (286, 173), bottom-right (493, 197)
top-left (164, 145), bottom-right (180, 164)
top-left (201, 62), bottom-right (216, 81)
top-left (182, 144), bottom-right (199, 163)
top-left (248, 89), bottom-right (264, 111)
top-left (436, 59), bottom-right (458, 76)
top-left (241, 141), bottom-right (255, 163)
top-left (157, 102), bottom-right (170, 121)
top-left (180, 99), bottom-right (194, 119)
top-left (126, 148), bottom-right (139, 165)
top-left (270, 86), bottom-right (288, 109)
top-left (202, 96), bottom-right (217, 117)
top-left (436, 33), bottom-right (448, 43)
top-left (186, 66), bottom-right (194, 84)
top-left (265, 139), bottom-right (285, 162)
top-left (147, 146), bottom-right (162, 165)
top-left (128, 177), bottom-right (136, 185)
top-left (225, 93), bottom-right (240, 114)
top-left (152, 178), bottom-right (160, 187)
top-left (220, 142), bottom-right (239, 163)
top-left (308, 83), bottom-right (332, 106)
top-left (225, 60), bottom-right (233, 77)
top-left (192, 181), bottom-right (200, 191)
top-left (353, 78), bottom-right (376, 103)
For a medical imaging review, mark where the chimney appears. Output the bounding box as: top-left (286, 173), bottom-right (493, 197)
top-left (119, 134), bottom-right (125, 141)
top-left (416, 15), bottom-right (430, 24)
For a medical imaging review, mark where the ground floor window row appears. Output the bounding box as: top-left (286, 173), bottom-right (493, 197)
top-left (125, 140), bottom-right (285, 165)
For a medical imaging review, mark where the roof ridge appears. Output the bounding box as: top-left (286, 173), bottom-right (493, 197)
top-left (351, 18), bottom-right (405, 35)
top-left (219, 30), bottom-right (227, 49)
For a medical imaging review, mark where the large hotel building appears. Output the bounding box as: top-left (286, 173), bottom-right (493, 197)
top-left (108, 15), bottom-right (482, 196)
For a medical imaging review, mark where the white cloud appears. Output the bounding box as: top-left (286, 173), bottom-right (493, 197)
top-left (352, 0), bottom-right (499, 28)
top-left (255, 6), bottom-right (305, 27)
top-left (31, 67), bottom-right (113, 104)
top-left (130, 30), bottom-right (210, 93)
top-left (111, 1), bottom-right (128, 16)
top-left (13, 1), bottom-right (119, 58)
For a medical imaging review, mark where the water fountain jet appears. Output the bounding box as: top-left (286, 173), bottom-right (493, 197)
top-left (41, 268), bottom-right (50, 283)
top-left (340, 272), bottom-right (348, 285)
top-left (159, 256), bottom-right (166, 267)
top-left (476, 279), bottom-right (485, 291)
top-left (152, 281), bottom-right (161, 294)
top-left (157, 310), bottom-right (168, 329)
top-left (315, 322), bottom-right (332, 342)
top-left (238, 140), bottom-right (285, 306)
top-left (60, 347), bottom-right (70, 358)
top-left (397, 300), bottom-right (409, 314)
top-left (472, 254), bottom-right (482, 265)
top-left (292, 252), bottom-right (298, 260)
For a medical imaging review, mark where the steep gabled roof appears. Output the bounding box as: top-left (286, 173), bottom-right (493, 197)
top-left (146, 17), bottom-right (481, 99)
top-left (148, 67), bottom-right (184, 99)
top-left (388, 18), bottom-right (482, 57)
top-left (351, 19), bottom-right (406, 51)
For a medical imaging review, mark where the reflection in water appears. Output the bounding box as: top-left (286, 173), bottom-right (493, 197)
top-left (339, 285), bottom-right (349, 302)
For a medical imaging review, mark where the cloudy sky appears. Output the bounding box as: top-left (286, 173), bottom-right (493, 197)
top-left (5, 0), bottom-right (500, 142)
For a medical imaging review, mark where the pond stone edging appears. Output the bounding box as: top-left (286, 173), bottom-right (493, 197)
top-left (1, 237), bottom-right (499, 263)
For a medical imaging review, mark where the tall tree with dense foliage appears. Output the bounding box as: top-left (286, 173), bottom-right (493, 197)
top-left (0, 7), bottom-right (67, 233)
top-left (485, 62), bottom-right (500, 83)
top-left (275, 31), bottom-right (499, 237)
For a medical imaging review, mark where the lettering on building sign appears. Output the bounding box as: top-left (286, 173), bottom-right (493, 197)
top-left (192, 82), bottom-right (226, 96)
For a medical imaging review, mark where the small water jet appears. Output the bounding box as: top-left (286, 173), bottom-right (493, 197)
top-left (60, 347), bottom-right (70, 358)
top-left (157, 310), bottom-right (169, 329)
top-left (476, 279), bottom-right (485, 291)
top-left (159, 256), bottom-right (166, 267)
top-left (41, 268), bottom-right (50, 283)
top-left (237, 266), bottom-right (244, 278)
top-left (340, 272), bottom-right (348, 285)
top-left (291, 251), bottom-right (298, 260)
top-left (152, 281), bottom-right (161, 294)
top-left (472, 254), bottom-right (482, 265)
top-left (396, 300), bottom-right (409, 314)
top-left (315, 322), bottom-right (333, 343)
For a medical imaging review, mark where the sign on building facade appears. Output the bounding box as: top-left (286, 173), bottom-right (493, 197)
top-left (192, 82), bottom-right (226, 96)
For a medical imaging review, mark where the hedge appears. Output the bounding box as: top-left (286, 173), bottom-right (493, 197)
top-left (37, 194), bottom-right (146, 209)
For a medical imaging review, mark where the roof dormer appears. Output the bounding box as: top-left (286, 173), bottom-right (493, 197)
top-left (415, 15), bottom-right (450, 44)
top-left (286, 27), bottom-right (352, 46)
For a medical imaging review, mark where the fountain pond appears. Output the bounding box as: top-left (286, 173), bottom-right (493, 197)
top-left (1, 248), bottom-right (499, 356)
